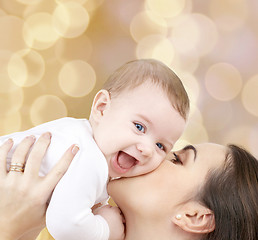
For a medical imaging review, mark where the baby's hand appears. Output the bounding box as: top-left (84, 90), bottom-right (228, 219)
top-left (94, 205), bottom-right (125, 240)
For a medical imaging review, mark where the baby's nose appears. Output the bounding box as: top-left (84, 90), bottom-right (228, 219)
top-left (136, 142), bottom-right (153, 159)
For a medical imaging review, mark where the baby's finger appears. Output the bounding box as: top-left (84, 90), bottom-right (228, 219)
top-left (25, 132), bottom-right (52, 176)
top-left (0, 139), bottom-right (13, 177)
top-left (9, 136), bottom-right (36, 175)
top-left (42, 144), bottom-right (79, 197)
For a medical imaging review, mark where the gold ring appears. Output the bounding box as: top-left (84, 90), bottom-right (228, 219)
top-left (9, 163), bottom-right (25, 173)
top-left (9, 166), bottom-right (24, 172)
top-left (10, 163), bottom-right (25, 168)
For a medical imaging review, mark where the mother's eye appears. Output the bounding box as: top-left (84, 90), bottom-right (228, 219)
top-left (134, 123), bottom-right (145, 133)
top-left (171, 153), bottom-right (183, 165)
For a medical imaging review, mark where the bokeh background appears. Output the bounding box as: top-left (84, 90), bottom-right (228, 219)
top-left (0, 0), bottom-right (258, 158)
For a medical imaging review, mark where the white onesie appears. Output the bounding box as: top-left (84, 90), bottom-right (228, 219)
top-left (0, 117), bottom-right (110, 240)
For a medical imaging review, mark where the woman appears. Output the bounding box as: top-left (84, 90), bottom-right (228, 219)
top-left (108, 143), bottom-right (258, 240)
top-left (1, 140), bottom-right (258, 240)
top-left (0, 133), bottom-right (79, 240)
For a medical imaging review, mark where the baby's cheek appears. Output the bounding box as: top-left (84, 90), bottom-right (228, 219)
top-left (149, 160), bottom-right (163, 173)
top-left (155, 157), bottom-right (166, 169)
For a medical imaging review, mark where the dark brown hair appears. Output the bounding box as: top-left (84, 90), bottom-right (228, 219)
top-left (200, 145), bottom-right (258, 240)
top-left (102, 59), bottom-right (190, 120)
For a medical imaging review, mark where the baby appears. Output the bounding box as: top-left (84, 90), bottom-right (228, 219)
top-left (1, 59), bottom-right (189, 240)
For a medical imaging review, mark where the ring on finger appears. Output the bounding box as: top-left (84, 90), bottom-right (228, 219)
top-left (9, 166), bottom-right (24, 172)
top-left (10, 163), bottom-right (25, 168)
top-left (9, 163), bottom-right (25, 172)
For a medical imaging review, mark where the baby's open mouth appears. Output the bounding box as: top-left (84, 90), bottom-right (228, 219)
top-left (117, 151), bottom-right (137, 169)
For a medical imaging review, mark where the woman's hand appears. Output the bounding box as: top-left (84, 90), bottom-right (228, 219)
top-left (0, 133), bottom-right (79, 240)
top-left (93, 205), bottom-right (125, 240)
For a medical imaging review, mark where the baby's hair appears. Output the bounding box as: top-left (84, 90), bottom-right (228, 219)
top-left (102, 59), bottom-right (190, 120)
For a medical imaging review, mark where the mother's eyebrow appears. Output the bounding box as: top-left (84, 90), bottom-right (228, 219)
top-left (182, 145), bottom-right (197, 161)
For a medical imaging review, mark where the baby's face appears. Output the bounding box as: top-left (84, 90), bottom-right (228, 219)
top-left (93, 81), bottom-right (186, 178)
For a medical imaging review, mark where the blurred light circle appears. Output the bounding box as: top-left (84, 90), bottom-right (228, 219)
top-left (146, 0), bottom-right (186, 18)
top-left (58, 60), bottom-right (96, 97)
top-left (0, 50), bottom-right (21, 93)
top-left (180, 73), bottom-right (200, 104)
top-left (130, 11), bottom-right (167, 42)
top-left (136, 35), bottom-right (175, 66)
top-left (188, 104), bottom-right (203, 124)
top-left (202, 101), bottom-right (233, 131)
top-left (22, 1), bottom-right (58, 19)
top-left (181, 120), bottom-right (209, 143)
top-left (167, 51), bottom-right (200, 76)
top-left (113, 0), bottom-right (147, 32)
top-left (165, 0), bottom-right (193, 27)
top-left (171, 15), bottom-right (199, 54)
top-left (30, 95), bottom-right (67, 126)
top-left (53, 2), bottom-right (89, 38)
top-left (23, 12), bottom-right (59, 50)
top-left (0, 88), bottom-right (24, 117)
top-left (209, 0), bottom-right (248, 31)
top-left (0, 112), bottom-right (22, 135)
top-left (171, 14), bottom-right (218, 56)
top-left (205, 63), bottom-right (242, 101)
top-left (192, 14), bottom-right (218, 55)
top-left (170, 49), bottom-right (200, 74)
top-left (152, 38), bottom-right (175, 65)
top-left (8, 49), bottom-right (45, 87)
top-left (241, 75), bottom-right (258, 117)
top-left (0, 16), bottom-right (26, 52)
top-left (55, 35), bottom-right (92, 62)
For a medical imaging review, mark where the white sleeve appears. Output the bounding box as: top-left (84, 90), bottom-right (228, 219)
top-left (46, 146), bottom-right (110, 240)
top-left (46, 120), bottom-right (110, 240)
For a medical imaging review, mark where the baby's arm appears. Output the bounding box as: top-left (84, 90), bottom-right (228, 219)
top-left (46, 152), bottom-right (110, 240)
top-left (46, 123), bottom-right (112, 240)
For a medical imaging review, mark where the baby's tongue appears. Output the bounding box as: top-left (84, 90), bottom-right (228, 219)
top-left (117, 152), bottom-right (136, 169)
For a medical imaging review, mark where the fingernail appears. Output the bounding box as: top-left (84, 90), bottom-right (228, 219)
top-left (43, 132), bottom-right (52, 139)
top-left (6, 138), bottom-right (13, 144)
top-left (72, 145), bottom-right (79, 155)
top-left (27, 135), bottom-right (36, 141)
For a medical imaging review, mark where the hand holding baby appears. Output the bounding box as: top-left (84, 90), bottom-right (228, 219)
top-left (93, 205), bottom-right (125, 240)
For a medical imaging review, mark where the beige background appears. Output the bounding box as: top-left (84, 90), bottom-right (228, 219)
top-left (0, 0), bottom-right (258, 157)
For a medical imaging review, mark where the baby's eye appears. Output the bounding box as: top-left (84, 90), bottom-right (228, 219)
top-left (134, 123), bottom-right (145, 133)
top-left (156, 142), bottom-right (165, 151)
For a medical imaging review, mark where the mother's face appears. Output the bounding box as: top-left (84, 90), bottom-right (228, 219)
top-left (108, 143), bottom-right (227, 217)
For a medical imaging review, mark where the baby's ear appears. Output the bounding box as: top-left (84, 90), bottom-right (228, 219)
top-left (172, 201), bottom-right (215, 234)
top-left (90, 90), bottom-right (111, 122)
